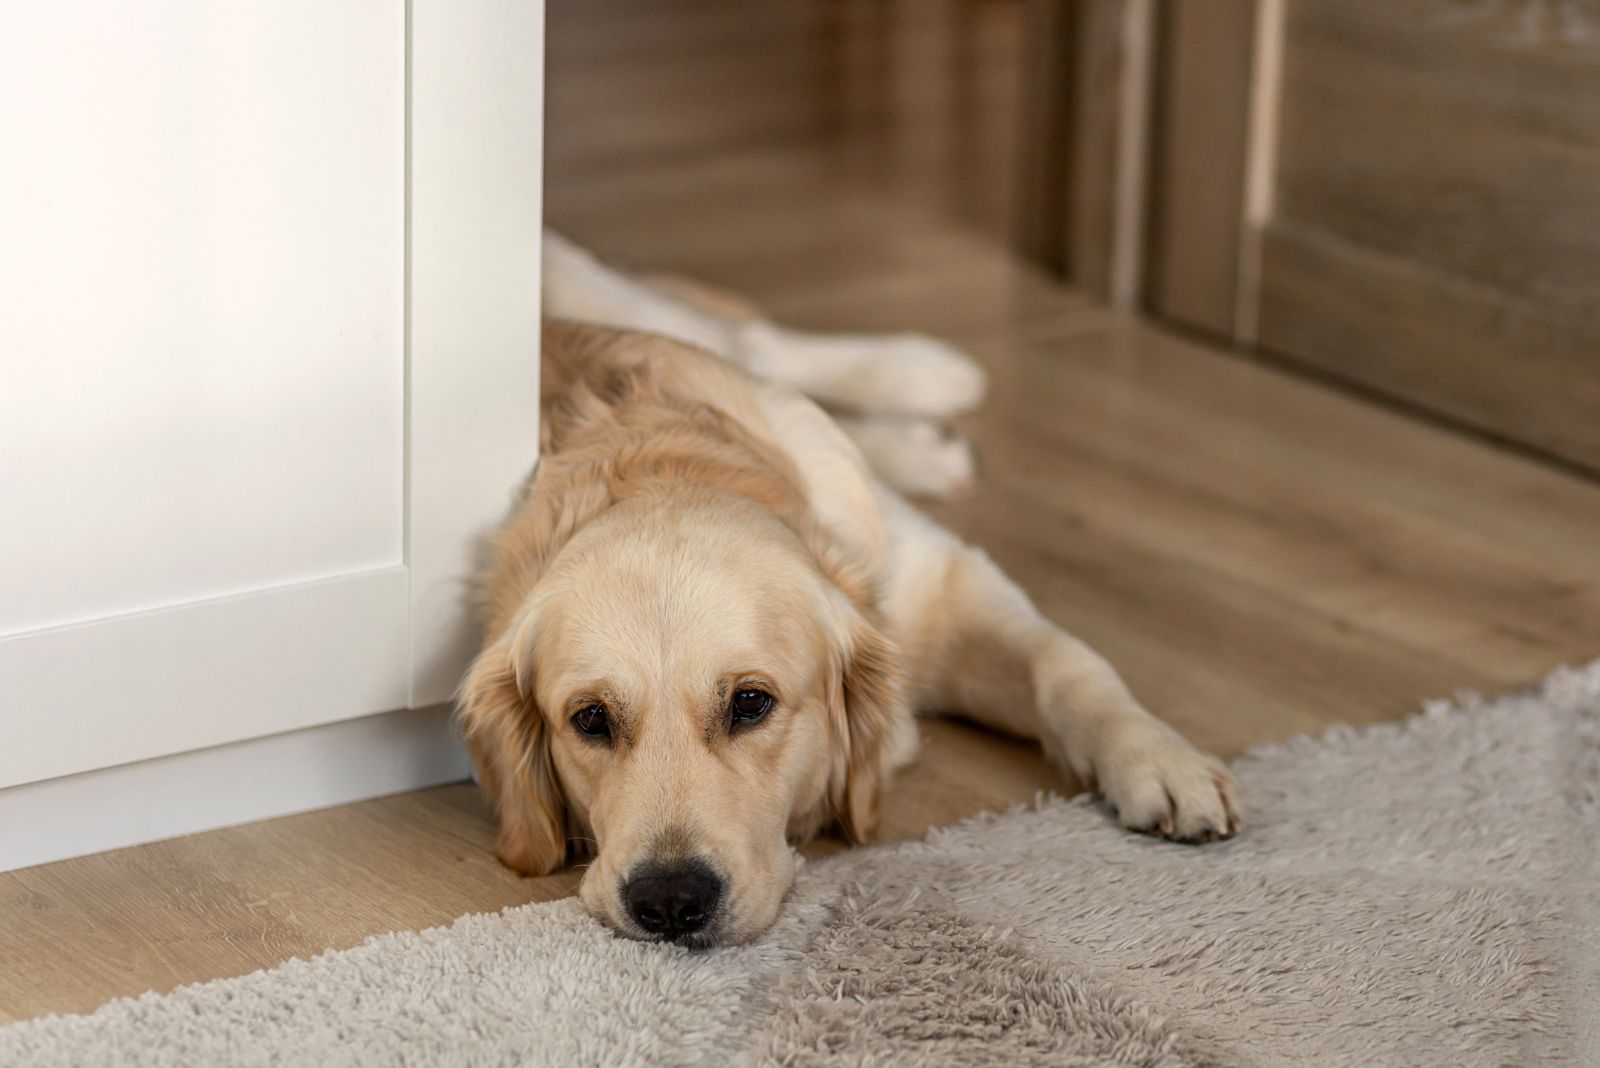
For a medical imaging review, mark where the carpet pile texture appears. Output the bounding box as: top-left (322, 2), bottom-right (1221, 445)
top-left (4, 663), bottom-right (1596, 1066)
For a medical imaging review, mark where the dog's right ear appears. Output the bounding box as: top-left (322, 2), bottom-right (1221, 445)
top-left (457, 617), bottom-right (567, 876)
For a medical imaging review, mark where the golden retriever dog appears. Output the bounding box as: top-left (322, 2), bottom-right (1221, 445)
top-left (458, 232), bottom-right (1240, 947)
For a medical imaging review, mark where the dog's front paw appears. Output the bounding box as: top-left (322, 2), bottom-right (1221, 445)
top-left (1096, 727), bottom-right (1240, 844)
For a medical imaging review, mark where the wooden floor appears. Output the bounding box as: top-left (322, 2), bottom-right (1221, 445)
top-left (6, 0), bottom-right (1600, 1026)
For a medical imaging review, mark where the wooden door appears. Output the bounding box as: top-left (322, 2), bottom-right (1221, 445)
top-left (0, 0), bottom-right (544, 871)
top-left (1035, 0), bottom-right (1600, 472)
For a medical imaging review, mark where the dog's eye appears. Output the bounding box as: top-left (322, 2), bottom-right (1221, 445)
top-left (572, 704), bottom-right (610, 740)
top-left (730, 688), bottom-right (773, 727)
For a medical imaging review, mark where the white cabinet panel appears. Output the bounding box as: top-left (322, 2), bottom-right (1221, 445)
top-left (0, 1), bottom-right (405, 636)
top-left (0, 0), bottom-right (544, 869)
top-left (408, 0), bottom-right (546, 707)
top-left (0, 704), bottom-right (469, 873)
top-left (0, 567), bottom-right (410, 789)
top-left (0, 0), bottom-right (542, 872)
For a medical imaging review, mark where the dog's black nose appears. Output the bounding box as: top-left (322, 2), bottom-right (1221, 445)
top-left (624, 862), bottom-right (723, 941)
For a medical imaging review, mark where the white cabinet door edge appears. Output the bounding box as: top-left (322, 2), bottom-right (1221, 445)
top-left (0, 0), bottom-right (543, 869)
top-left (407, 0), bottom-right (545, 710)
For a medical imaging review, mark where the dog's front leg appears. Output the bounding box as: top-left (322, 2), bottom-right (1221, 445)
top-left (889, 502), bottom-right (1240, 841)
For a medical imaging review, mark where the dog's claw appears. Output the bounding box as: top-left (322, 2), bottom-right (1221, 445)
top-left (1099, 731), bottom-right (1241, 845)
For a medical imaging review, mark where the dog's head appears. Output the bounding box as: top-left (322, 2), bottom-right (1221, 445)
top-left (459, 491), bottom-right (907, 946)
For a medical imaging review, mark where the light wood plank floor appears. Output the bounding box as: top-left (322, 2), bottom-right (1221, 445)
top-left (5, 0), bottom-right (1600, 1026)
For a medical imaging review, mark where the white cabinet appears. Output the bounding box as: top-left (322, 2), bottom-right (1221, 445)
top-left (0, 0), bottom-right (544, 870)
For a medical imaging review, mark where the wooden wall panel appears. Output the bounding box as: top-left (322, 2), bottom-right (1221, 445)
top-left (1259, 221), bottom-right (1600, 466)
top-left (1257, 0), bottom-right (1600, 470)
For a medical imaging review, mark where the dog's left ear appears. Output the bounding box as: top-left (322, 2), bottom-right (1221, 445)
top-left (825, 603), bottom-right (910, 844)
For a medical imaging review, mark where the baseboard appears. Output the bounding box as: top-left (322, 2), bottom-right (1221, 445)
top-left (0, 705), bottom-right (472, 873)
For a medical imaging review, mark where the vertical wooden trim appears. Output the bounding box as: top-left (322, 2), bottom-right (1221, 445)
top-left (407, 0), bottom-right (545, 708)
top-left (1059, 0), bottom-right (1152, 305)
top-left (1234, 0), bottom-right (1286, 345)
top-left (1014, 0), bottom-right (1077, 275)
top-left (1109, 0), bottom-right (1155, 308)
top-left (1016, 0), bottom-right (1155, 306)
top-left (1059, 0), bottom-right (1122, 297)
top-left (1143, 0), bottom-right (1258, 339)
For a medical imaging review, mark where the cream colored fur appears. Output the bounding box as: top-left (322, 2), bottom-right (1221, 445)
top-left (456, 237), bottom-right (1238, 946)
top-left (543, 230), bottom-right (983, 501)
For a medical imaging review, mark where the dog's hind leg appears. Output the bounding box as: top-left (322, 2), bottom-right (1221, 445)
top-left (729, 320), bottom-right (986, 419)
top-left (542, 229), bottom-right (987, 419)
top-left (881, 495), bottom-right (1241, 842)
top-left (542, 230), bottom-right (740, 356)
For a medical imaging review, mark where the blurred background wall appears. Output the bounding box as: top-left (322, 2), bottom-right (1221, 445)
top-left (546, 0), bottom-right (1600, 474)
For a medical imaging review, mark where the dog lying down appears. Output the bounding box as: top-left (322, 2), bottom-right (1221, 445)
top-left (459, 231), bottom-right (1240, 947)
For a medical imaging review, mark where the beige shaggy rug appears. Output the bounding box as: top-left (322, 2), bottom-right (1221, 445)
top-left (4, 663), bottom-right (1597, 1067)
